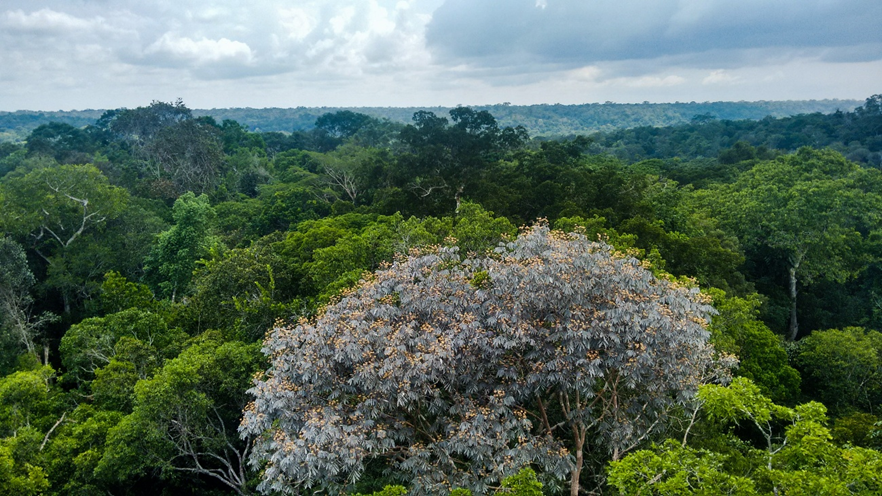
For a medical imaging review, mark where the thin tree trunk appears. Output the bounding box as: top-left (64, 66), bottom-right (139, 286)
top-left (788, 265), bottom-right (798, 341)
top-left (570, 426), bottom-right (585, 496)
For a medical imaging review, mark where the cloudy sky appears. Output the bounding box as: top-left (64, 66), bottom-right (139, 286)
top-left (1, 0), bottom-right (880, 111)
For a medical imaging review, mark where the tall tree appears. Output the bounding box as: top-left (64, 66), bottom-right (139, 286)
top-left (0, 163), bottom-right (129, 313)
top-left (103, 99), bottom-right (192, 146)
top-left (398, 108), bottom-right (528, 215)
top-left (314, 111), bottom-right (371, 138)
top-left (99, 100), bottom-right (224, 197)
top-left (242, 224), bottom-right (717, 495)
top-left (145, 119), bottom-right (225, 196)
top-left (703, 148), bottom-right (882, 339)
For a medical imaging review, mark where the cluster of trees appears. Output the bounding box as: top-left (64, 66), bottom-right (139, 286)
top-left (0, 96), bottom-right (881, 494)
top-left (591, 95), bottom-right (882, 167)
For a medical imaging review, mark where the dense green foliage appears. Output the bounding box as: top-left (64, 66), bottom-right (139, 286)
top-left (589, 95), bottom-right (882, 167)
top-left (608, 378), bottom-right (882, 495)
top-left (1, 96), bottom-right (881, 494)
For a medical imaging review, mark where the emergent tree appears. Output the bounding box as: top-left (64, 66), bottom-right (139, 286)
top-left (241, 224), bottom-right (717, 495)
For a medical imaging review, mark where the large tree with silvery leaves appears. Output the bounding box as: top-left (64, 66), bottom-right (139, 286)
top-left (240, 224), bottom-right (716, 496)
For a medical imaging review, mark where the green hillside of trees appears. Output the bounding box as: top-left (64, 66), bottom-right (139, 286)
top-left (1, 95), bottom-right (881, 495)
top-left (0, 98), bottom-right (860, 142)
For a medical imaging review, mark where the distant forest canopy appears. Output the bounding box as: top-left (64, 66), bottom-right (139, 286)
top-left (0, 98), bottom-right (861, 142)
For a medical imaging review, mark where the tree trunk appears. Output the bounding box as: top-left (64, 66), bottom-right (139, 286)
top-left (788, 266), bottom-right (798, 341)
top-left (454, 184), bottom-right (464, 216)
top-left (570, 426), bottom-right (585, 496)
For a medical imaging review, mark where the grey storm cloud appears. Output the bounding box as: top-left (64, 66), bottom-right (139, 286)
top-left (425, 0), bottom-right (882, 67)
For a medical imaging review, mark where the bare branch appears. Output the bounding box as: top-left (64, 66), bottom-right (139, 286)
top-left (40, 412), bottom-right (67, 451)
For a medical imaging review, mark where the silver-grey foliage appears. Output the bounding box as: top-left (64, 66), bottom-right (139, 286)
top-left (241, 224), bottom-right (715, 495)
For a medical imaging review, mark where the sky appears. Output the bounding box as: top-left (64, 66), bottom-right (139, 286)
top-left (1, 0), bottom-right (880, 111)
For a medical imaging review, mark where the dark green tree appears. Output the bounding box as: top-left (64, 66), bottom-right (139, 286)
top-left (144, 119), bottom-right (225, 196)
top-left (59, 308), bottom-right (184, 387)
top-left (315, 111), bottom-right (374, 140)
top-left (706, 289), bottom-right (800, 403)
top-left (398, 108), bottom-right (528, 215)
top-left (0, 163), bottom-right (129, 313)
top-left (25, 122), bottom-right (99, 164)
top-left (104, 99), bottom-right (192, 146)
top-left (795, 327), bottom-right (882, 415)
top-left (0, 237), bottom-right (56, 368)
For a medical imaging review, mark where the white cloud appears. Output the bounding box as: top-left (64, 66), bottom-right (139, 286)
top-left (279, 7), bottom-right (318, 41)
top-left (329, 6), bottom-right (356, 35)
top-left (364, 2), bottom-right (397, 34)
top-left (270, 0), bottom-right (432, 76)
top-left (623, 75), bottom-right (688, 88)
top-left (3, 8), bottom-right (99, 32)
top-left (146, 33), bottom-right (254, 65)
top-left (190, 7), bottom-right (227, 23)
top-left (568, 66), bottom-right (602, 81)
top-left (703, 69), bottom-right (739, 85)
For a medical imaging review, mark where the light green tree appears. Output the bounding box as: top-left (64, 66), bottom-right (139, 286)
top-left (609, 377), bottom-right (882, 495)
top-left (607, 439), bottom-right (756, 495)
top-left (39, 405), bottom-right (124, 494)
top-left (0, 364), bottom-right (61, 495)
top-left (0, 436), bottom-right (50, 496)
top-left (143, 192), bottom-right (217, 301)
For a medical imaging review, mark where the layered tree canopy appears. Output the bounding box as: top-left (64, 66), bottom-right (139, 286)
top-left (3, 97), bottom-right (882, 494)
